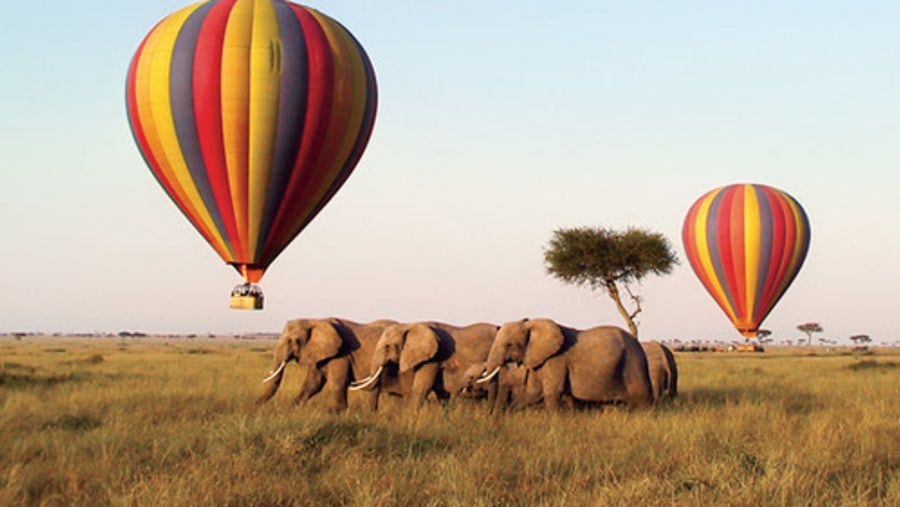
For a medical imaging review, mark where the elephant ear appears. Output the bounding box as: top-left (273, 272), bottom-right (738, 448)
top-left (399, 324), bottom-right (440, 373)
top-left (303, 320), bottom-right (343, 365)
top-left (524, 319), bottom-right (564, 369)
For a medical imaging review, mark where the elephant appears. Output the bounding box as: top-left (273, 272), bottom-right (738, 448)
top-left (463, 360), bottom-right (533, 412)
top-left (349, 321), bottom-right (498, 409)
top-left (640, 341), bottom-right (678, 401)
top-left (477, 318), bottom-right (654, 410)
top-left (256, 318), bottom-right (395, 411)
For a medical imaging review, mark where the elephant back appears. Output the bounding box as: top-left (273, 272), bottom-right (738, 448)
top-left (566, 325), bottom-right (653, 407)
top-left (341, 319), bottom-right (396, 380)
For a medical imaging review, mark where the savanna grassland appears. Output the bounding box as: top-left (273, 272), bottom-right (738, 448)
top-left (1, 336), bottom-right (898, 506)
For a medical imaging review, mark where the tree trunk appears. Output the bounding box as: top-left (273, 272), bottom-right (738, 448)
top-left (606, 281), bottom-right (639, 338)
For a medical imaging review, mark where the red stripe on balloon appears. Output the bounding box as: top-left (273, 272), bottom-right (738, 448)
top-left (261, 5), bottom-right (336, 259)
top-left (757, 186), bottom-right (786, 320)
top-left (193, 0), bottom-right (242, 258)
top-left (770, 192), bottom-right (800, 304)
top-left (713, 188), bottom-right (739, 319)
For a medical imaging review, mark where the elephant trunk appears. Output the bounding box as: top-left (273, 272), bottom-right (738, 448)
top-left (256, 360), bottom-right (286, 404)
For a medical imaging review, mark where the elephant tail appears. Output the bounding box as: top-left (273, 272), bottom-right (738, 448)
top-left (256, 361), bottom-right (286, 404)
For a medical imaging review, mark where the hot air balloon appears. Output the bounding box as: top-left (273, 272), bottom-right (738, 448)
top-left (682, 183), bottom-right (811, 338)
top-left (126, 0), bottom-right (377, 310)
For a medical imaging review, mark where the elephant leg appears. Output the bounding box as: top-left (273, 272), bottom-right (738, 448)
top-left (410, 363), bottom-right (439, 408)
top-left (321, 358), bottom-right (351, 411)
top-left (508, 372), bottom-right (542, 411)
top-left (540, 367), bottom-right (567, 412)
top-left (367, 386), bottom-right (381, 412)
top-left (322, 379), bottom-right (348, 412)
top-left (294, 367), bottom-right (326, 404)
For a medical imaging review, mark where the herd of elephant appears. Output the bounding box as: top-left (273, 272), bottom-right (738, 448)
top-left (256, 318), bottom-right (678, 413)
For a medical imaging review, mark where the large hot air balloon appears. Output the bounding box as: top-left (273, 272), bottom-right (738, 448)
top-left (682, 183), bottom-right (811, 338)
top-left (126, 0), bottom-right (377, 309)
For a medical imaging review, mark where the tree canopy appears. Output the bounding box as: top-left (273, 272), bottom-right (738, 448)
top-left (544, 226), bottom-right (678, 337)
top-left (796, 322), bottom-right (823, 346)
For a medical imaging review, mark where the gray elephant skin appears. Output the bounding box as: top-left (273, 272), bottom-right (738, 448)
top-left (351, 322), bottom-right (498, 409)
top-left (464, 361), bottom-right (533, 412)
top-left (640, 341), bottom-right (678, 401)
top-left (480, 318), bottom-right (654, 410)
top-left (257, 318), bottom-right (395, 411)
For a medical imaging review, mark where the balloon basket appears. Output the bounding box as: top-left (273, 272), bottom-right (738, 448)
top-left (230, 284), bottom-right (264, 310)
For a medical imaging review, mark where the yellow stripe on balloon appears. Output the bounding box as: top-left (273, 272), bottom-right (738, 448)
top-left (693, 189), bottom-right (739, 324)
top-left (135, 4), bottom-right (230, 260)
top-left (221, 0), bottom-right (254, 261)
top-left (246, 0), bottom-right (281, 258)
top-left (742, 184), bottom-right (761, 325)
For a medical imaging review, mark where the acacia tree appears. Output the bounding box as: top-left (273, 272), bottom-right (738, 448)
top-left (796, 322), bottom-right (823, 346)
top-left (544, 226), bottom-right (678, 338)
top-left (850, 334), bottom-right (871, 347)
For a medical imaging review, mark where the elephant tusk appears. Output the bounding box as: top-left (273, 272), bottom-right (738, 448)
top-left (262, 361), bottom-right (286, 383)
top-left (349, 366), bottom-right (383, 391)
top-left (475, 366), bottom-right (500, 384)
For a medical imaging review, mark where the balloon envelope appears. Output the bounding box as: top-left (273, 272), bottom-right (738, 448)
top-left (126, 0), bottom-right (377, 285)
top-left (682, 183), bottom-right (811, 337)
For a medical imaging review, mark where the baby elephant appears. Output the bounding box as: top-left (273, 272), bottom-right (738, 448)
top-left (463, 361), bottom-right (531, 412)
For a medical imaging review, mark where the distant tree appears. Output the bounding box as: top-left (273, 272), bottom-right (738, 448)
top-left (757, 329), bottom-right (773, 344)
top-left (850, 334), bottom-right (871, 346)
top-left (544, 226), bottom-right (678, 338)
top-left (796, 322), bottom-right (823, 346)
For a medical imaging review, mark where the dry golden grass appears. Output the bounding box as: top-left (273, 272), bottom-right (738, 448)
top-left (1, 336), bottom-right (898, 506)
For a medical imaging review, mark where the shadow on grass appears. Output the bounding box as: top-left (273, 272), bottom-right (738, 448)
top-left (41, 414), bottom-right (103, 432)
top-left (680, 386), bottom-right (825, 415)
top-left (847, 360), bottom-right (897, 371)
top-left (0, 366), bottom-right (130, 389)
top-left (0, 370), bottom-right (95, 388)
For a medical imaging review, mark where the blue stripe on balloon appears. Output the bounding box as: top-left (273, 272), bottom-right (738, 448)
top-left (254, 4), bottom-right (309, 261)
top-left (170, 2), bottom-right (234, 256)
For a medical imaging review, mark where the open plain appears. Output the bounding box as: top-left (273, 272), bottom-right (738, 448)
top-left (1, 335), bottom-right (898, 506)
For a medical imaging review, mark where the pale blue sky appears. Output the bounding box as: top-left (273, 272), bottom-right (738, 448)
top-left (1, 1), bottom-right (899, 344)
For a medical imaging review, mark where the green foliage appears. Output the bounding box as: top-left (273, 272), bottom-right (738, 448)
top-left (544, 226), bottom-right (678, 336)
top-left (544, 226), bottom-right (678, 290)
top-left (2, 338), bottom-right (899, 506)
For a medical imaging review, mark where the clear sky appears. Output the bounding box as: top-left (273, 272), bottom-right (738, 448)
top-left (2, 1), bottom-right (899, 344)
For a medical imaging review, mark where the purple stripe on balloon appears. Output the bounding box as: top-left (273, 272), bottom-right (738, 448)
top-left (170, 2), bottom-right (233, 254)
top-left (752, 185), bottom-right (774, 323)
top-left (254, 3), bottom-right (309, 261)
top-left (706, 188), bottom-right (739, 316)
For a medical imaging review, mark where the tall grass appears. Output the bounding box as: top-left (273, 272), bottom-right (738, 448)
top-left (1, 337), bottom-right (897, 506)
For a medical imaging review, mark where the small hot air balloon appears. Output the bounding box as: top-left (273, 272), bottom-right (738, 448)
top-left (126, 0), bottom-right (377, 310)
top-left (682, 183), bottom-right (811, 338)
